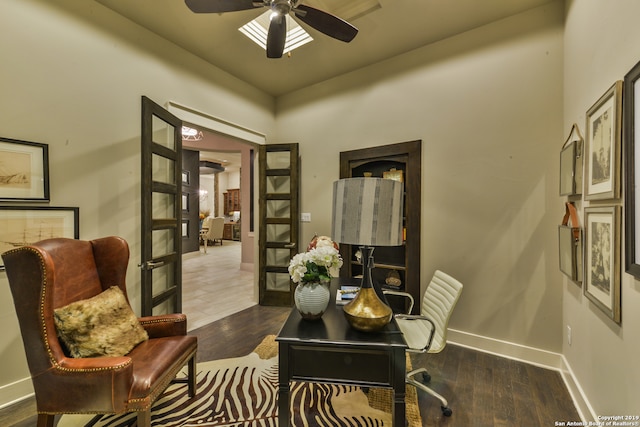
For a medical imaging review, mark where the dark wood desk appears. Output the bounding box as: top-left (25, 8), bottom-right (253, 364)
top-left (276, 280), bottom-right (408, 426)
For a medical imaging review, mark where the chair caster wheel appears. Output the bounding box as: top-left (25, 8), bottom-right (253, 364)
top-left (441, 406), bottom-right (452, 417)
top-left (422, 372), bottom-right (431, 382)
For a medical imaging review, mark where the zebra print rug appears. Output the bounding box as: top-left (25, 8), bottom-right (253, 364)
top-left (58, 335), bottom-right (421, 426)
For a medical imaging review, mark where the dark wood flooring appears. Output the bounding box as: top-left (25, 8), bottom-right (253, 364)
top-left (0, 305), bottom-right (581, 426)
top-left (413, 342), bottom-right (580, 426)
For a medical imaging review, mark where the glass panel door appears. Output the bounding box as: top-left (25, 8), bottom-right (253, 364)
top-left (140, 96), bottom-right (183, 315)
top-left (258, 144), bottom-right (299, 306)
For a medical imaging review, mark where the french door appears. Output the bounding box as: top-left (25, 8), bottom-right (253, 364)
top-left (258, 143), bottom-right (300, 306)
top-left (140, 96), bottom-right (183, 316)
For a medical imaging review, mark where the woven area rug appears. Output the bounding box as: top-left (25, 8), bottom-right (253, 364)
top-left (58, 335), bottom-right (421, 426)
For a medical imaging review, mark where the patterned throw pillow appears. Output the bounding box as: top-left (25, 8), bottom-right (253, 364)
top-left (54, 286), bottom-right (149, 358)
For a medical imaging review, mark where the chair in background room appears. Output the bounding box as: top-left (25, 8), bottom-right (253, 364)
top-left (384, 270), bottom-right (464, 417)
top-left (200, 216), bottom-right (224, 252)
top-left (199, 216), bottom-right (212, 246)
top-left (2, 236), bottom-right (198, 427)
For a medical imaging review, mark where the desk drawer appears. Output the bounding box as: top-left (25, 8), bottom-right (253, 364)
top-left (289, 345), bottom-right (391, 385)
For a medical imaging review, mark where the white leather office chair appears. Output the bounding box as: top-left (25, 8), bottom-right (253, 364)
top-left (385, 270), bottom-right (464, 417)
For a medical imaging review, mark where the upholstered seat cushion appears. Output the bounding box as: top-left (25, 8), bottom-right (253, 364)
top-left (395, 317), bottom-right (434, 351)
top-left (54, 286), bottom-right (149, 358)
top-left (125, 335), bottom-right (198, 405)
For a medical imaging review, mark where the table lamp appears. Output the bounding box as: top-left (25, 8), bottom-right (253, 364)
top-left (331, 177), bottom-right (404, 332)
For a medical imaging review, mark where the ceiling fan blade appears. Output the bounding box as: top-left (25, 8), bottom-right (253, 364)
top-left (185, 0), bottom-right (263, 13)
top-left (293, 4), bottom-right (358, 43)
top-left (266, 14), bottom-right (286, 58)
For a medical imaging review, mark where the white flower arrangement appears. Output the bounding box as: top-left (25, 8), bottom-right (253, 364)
top-left (288, 241), bottom-right (343, 284)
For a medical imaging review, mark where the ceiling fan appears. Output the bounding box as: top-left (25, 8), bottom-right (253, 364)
top-left (184, 0), bottom-right (358, 59)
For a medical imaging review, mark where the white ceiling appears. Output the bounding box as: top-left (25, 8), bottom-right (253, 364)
top-left (95, 0), bottom-right (554, 97)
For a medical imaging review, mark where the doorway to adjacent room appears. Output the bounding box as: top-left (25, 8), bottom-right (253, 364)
top-left (182, 146), bottom-right (253, 331)
top-left (183, 140), bottom-right (256, 330)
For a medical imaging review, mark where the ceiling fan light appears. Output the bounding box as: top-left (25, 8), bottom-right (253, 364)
top-left (272, 0), bottom-right (291, 15)
top-left (239, 10), bottom-right (312, 55)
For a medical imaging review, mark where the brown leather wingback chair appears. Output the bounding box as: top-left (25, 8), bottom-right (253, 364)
top-left (2, 236), bottom-right (197, 427)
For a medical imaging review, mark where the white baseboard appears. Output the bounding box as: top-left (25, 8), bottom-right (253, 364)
top-left (447, 328), bottom-right (593, 422)
top-left (448, 328), bottom-right (563, 369)
top-left (559, 355), bottom-right (598, 423)
top-left (0, 377), bottom-right (33, 410)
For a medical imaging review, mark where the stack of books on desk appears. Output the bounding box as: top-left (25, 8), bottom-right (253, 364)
top-left (336, 285), bottom-right (359, 305)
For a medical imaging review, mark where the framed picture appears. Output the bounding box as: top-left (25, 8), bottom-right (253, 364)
top-left (559, 226), bottom-right (583, 282)
top-left (559, 123), bottom-right (583, 196)
top-left (624, 60), bottom-right (640, 278)
top-left (0, 206), bottom-right (79, 268)
top-left (0, 137), bottom-right (50, 201)
top-left (584, 206), bottom-right (621, 324)
top-left (584, 81), bottom-right (623, 200)
top-left (181, 220), bottom-right (189, 238)
top-left (182, 192), bottom-right (189, 213)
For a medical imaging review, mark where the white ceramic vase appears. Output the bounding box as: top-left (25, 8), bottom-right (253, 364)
top-left (294, 280), bottom-right (330, 320)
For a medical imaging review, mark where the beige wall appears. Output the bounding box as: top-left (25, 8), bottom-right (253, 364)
top-left (0, 0), bottom-right (274, 404)
top-left (2, 0), bottom-right (638, 419)
top-left (277, 3), bottom-right (565, 352)
top-left (563, 0), bottom-right (640, 417)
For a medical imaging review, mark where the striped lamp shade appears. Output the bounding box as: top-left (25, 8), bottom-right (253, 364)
top-left (331, 178), bottom-right (404, 246)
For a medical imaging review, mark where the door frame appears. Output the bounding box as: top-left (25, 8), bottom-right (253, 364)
top-left (167, 102), bottom-right (267, 146)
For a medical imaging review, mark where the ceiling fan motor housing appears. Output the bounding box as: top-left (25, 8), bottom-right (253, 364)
top-left (271, 0), bottom-right (292, 17)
